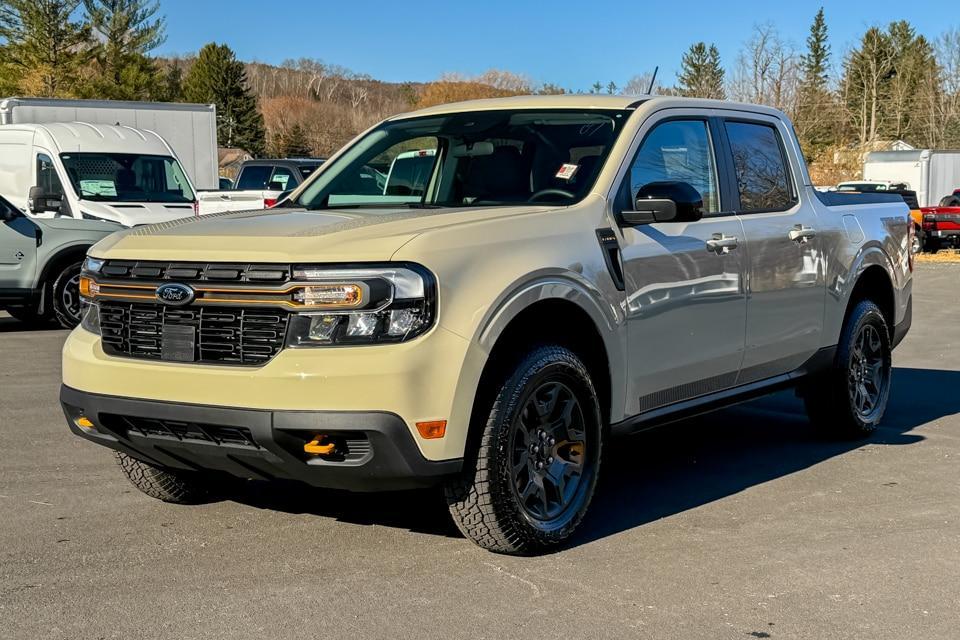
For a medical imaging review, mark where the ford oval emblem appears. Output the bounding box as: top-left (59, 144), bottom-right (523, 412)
top-left (156, 283), bottom-right (195, 306)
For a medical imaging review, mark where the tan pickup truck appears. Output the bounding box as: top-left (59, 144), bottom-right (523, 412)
top-left (62, 95), bottom-right (912, 554)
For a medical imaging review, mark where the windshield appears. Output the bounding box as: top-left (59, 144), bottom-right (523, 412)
top-left (60, 153), bottom-right (195, 203)
top-left (296, 109), bottom-right (631, 210)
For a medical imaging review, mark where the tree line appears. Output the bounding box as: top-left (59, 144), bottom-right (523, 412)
top-left (2, 3), bottom-right (959, 183)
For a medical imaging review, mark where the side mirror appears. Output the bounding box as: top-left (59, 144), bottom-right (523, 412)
top-left (28, 186), bottom-right (63, 214)
top-left (622, 181), bottom-right (704, 225)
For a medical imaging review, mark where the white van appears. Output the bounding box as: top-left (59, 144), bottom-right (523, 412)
top-left (0, 122), bottom-right (198, 227)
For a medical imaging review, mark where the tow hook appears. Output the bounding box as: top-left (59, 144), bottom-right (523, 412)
top-left (303, 435), bottom-right (336, 456)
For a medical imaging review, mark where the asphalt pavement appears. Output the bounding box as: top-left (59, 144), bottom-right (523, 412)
top-left (1, 263), bottom-right (958, 639)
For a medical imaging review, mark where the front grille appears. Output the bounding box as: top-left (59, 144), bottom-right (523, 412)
top-left (99, 302), bottom-right (289, 365)
top-left (101, 414), bottom-right (259, 448)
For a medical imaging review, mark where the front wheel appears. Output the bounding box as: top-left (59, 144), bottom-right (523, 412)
top-left (445, 345), bottom-right (603, 554)
top-left (51, 260), bottom-right (83, 329)
top-left (803, 300), bottom-right (892, 438)
top-left (116, 452), bottom-right (229, 504)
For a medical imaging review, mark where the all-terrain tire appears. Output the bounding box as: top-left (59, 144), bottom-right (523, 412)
top-left (444, 345), bottom-right (603, 554)
top-left (116, 452), bottom-right (223, 504)
top-left (803, 300), bottom-right (892, 439)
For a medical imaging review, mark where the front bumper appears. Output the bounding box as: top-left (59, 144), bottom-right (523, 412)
top-left (61, 385), bottom-right (462, 492)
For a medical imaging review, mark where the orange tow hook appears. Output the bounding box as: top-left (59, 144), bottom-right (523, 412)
top-left (304, 436), bottom-right (336, 456)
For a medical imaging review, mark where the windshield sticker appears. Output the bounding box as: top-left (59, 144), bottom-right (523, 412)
top-left (79, 180), bottom-right (117, 197)
top-left (555, 163), bottom-right (579, 181)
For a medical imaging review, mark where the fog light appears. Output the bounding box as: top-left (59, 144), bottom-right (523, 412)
top-left (307, 315), bottom-right (340, 342)
top-left (346, 313), bottom-right (378, 337)
top-left (294, 284), bottom-right (362, 307)
top-left (387, 309), bottom-right (420, 336)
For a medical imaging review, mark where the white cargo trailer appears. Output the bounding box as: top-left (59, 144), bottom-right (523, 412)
top-left (0, 97), bottom-right (218, 190)
top-left (863, 149), bottom-right (960, 207)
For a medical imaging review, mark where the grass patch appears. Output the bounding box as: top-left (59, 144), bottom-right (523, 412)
top-left (916, 250), bottom-right (960, 264)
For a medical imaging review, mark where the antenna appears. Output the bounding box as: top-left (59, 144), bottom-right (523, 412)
top-left (646, 67), bottom-right (659, 95)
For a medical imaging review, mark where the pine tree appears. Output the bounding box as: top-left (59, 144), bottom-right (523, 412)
top-left (801, 7), bottom-right (830, 87)
top-left (795, 8), bottom-right (835, 157)
top-left (591, 80), bottom-right (602, 94)
top-left (183, 42), bottom-right (266, 156)
top-left (81, 0), bottom-right (166, 100)
top-left (280, 123), bottom-right (312, 158)
top-left (678, 42), bottom-right (725, 99)
top-left (0, 0), bottom-right (91, 96)
top-left (605, 81), bottom-right (618, 95)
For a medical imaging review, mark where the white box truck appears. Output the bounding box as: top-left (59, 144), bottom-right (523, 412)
top-left (863, 150), bottom-right (960, 207)
top-left (0, 97), bottom-right (218, 190)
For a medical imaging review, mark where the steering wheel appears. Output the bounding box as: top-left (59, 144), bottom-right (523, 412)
top-left (528, 188), bottom-right (576, 203)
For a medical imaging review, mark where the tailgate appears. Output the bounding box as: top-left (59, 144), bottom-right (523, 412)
top-left (198, 190), bottom-right (269, 215)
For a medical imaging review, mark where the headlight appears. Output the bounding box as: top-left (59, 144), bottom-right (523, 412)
top-left (285, 264), bottom-right (436, 347)
top-left (82, 257), bottom-right (105, 274)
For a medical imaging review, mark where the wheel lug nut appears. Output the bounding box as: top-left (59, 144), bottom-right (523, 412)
top-left (547, 457), bottom-right (554, 464)
top-left (536, 461), bottom-right (544, 470)
top-left (549, 437), bottom-right (556, 446)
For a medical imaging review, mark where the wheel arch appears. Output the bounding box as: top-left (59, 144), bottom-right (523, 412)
top-left (843, 261), bottom-right (896, 340)
top-left (459, 275), bottom-right (626, 461)
top-left (38, 243), bottom-right (91, 289)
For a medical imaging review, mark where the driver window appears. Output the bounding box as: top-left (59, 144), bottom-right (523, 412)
top-left (37, 153), bottom-right (65, 197)
top-left (627, 120), bottom-right (720, 213)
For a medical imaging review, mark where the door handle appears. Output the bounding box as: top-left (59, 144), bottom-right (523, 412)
top-left (706, 233), bottom-right (738, 254)
top-left (789, 224), bottom-right (817, 244)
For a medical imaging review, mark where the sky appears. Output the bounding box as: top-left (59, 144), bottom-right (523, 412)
top-left (157, 0), bottom-right (954, 89)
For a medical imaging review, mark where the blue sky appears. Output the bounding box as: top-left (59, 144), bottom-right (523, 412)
top-left (158, 0), bottom-right (953, 89)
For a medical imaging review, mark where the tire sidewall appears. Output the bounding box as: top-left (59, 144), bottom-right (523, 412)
top-left (838, 302), bottom-right (892, 432)
top-left (488, 348), bottom-right (603, 546)
top-left (52, 260), bottom-right (83, 329)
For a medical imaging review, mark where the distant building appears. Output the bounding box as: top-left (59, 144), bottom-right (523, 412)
top-left (218, 147), bottom-right (253, 180)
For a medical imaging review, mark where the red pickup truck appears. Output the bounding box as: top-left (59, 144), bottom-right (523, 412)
top-left (920, 189), bottom-right (960, 252)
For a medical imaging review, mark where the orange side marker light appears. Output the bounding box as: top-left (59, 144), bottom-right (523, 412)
top-left (304, 436), bottom-right (336, 455)
top-left (416, 420), bottom-right (447, 439)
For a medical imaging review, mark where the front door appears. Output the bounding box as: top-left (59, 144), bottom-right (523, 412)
top-left (720, 117), bottom-right (824, 382)
top-left (616, 115), bottom-right (748, 415)
top-left (0, 198), bottom-right (38, 291)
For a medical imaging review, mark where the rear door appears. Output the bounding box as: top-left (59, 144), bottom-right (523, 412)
top-left (615, 112), bottom-right (748, 415)
top-left (719, 116), bottom-right (824, 382)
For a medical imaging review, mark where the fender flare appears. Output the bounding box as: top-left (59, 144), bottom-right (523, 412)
top-left (467, 269), bottom-right (627, 422)
top-left (38, 242), bottom-right (92, 287)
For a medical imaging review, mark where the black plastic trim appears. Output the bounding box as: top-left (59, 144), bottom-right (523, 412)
top-left (611, 346), bottom-right (837, 437)
top-left (892, 295), bottom-right (912, 349)
top-left (61, 386), bottom-right (462, 492)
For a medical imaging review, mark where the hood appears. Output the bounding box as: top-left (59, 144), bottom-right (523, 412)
top-left (90, 205), bottom-right (555, 263)
top-left (32, 214), bottom-right (123, 234)
top-left (79, 200), bottom-right (196, 226)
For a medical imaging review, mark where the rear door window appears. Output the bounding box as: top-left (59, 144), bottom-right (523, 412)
top-left (235, 165), bottom-right (272, 190)
top-left (269, 167), bottom-right (297, 190)
top-left (724, 121), bottom-right (794, 212)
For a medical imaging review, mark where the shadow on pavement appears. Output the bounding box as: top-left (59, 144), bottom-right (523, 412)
top-left (0, 315), bottom-right (65, 334)
top-left (228, 367), bottom-right (958, 545)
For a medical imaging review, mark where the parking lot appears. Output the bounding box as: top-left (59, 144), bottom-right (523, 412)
top-left (0, 263), bottom-right (957, 640)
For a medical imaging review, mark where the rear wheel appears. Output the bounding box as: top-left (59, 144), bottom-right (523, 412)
top-left (803, 300), bottom-right (892, 438)
top-left (51, 260), bottom-right (83, 329)
top-left (911, 226), bottom-right (923, 255)
top-left (923, 236), bottom-right (941, 254)
top-left (116, 452), bottom-right (229, 504)
top-left (445, 345), bottom-right (602, 554)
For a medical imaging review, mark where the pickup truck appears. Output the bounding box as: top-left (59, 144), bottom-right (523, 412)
top-left (61, 95), bottom-right (912, 554)
top-left (918, 204), bottom-right (960, 252)
top-left (1, 194), bottom-right (117, 327)
top-left (197, 158), bottom-right (324, 215)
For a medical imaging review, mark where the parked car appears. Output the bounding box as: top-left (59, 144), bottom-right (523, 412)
top-left (62, 95), bottom-right (912, 554)
top-left (1, 194), bottom-right (118, 327)
top-left (198, 158), bottom-right (325, 214)
top-left (0, 122), bottom-right (198, 227)
top-left (0, 97), bottom-right (219, 190)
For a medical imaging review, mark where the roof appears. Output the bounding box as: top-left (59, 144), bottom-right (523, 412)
top-left (868, 149), bottom-right (960, 162)
top-left (0, 121), bottom-right (172, 155)
top-left (389, 94), bottom-right (787, 120)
